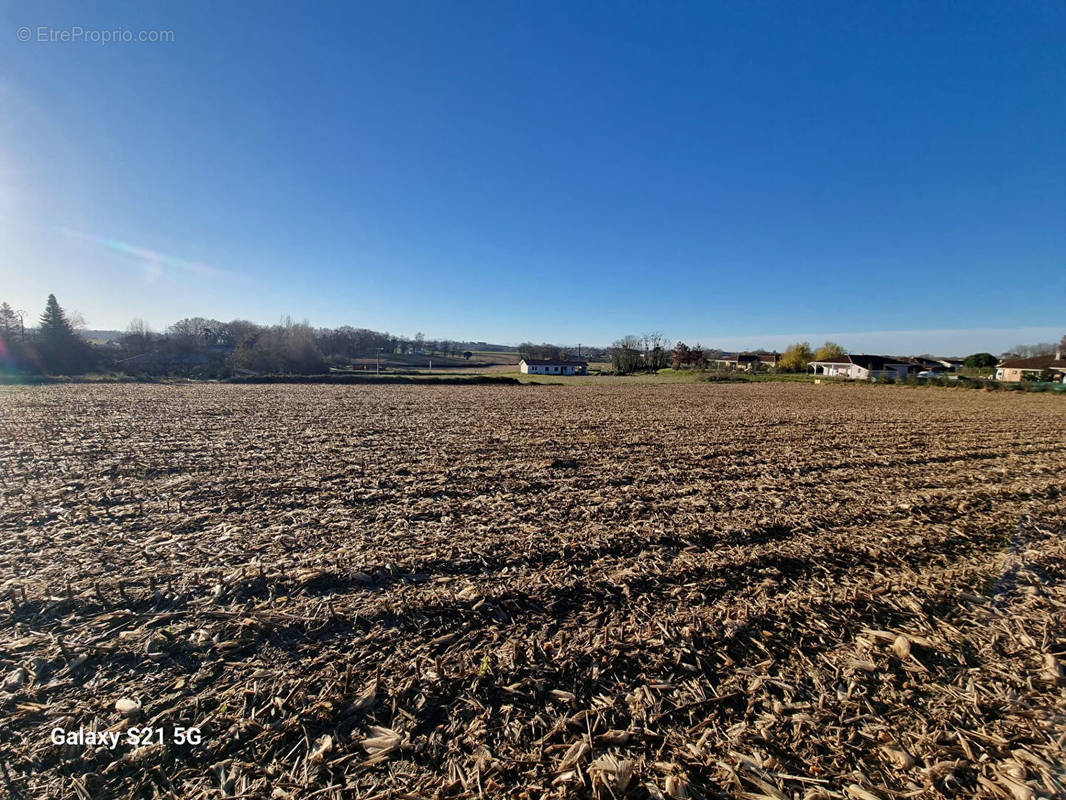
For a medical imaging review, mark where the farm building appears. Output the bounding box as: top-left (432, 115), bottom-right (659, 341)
top-left (995, 350), bottom-right (1066, 383)
top-left (809, 354), bottom-right (911, 381)
top-left (519, 359), bottom-right (588, 375)
top-left (712, 352), bottom-right (780, 371)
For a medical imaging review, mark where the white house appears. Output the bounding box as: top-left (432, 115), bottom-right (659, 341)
top-left (519, 359), bottom-right (589, 376)
top-left (808, 354), bottom-right (911, 381)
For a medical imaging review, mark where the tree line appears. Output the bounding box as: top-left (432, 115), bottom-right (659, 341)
top-left (602, 335), bottom-right (851, 375)
top-left (605, 335), bottom-right (1034, 376)
top-left (516, 342), bottom-right (608, 362)
top-left (1004, 340), bottom-right (1063, 359)
top-left (0, 295), bottom-right (486, 378)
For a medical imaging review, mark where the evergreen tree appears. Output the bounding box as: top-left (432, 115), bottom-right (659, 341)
top-left (963, 352), bottom-right (997, 368)
top-left (39, 294), bottom-right (75, 342)
top-left (35, 294), bottom-right (92, 374)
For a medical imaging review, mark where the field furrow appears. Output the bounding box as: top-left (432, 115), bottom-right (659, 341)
top-left (0, 383), bottom-right (1063, 799)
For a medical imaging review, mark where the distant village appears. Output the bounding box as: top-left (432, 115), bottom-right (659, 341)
top-left (520, 336), bottom-right (1066, 384)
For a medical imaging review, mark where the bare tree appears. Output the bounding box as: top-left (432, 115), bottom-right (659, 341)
top-left (609, 335), bottom-right (643, 374)
top-left (123, 318), bottom-right (154, 353)
top-left (1008, 342), bottom-right (1057, 358)
top-left (0, 302), bottom-right (19, 337)
top-left (643, 331), bottom-right (669, 369)
top-left (67, 310), bottom-right (88, 332)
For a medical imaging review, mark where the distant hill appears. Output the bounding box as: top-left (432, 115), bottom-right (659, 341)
top-left (462, 342), bottom-right (515, 353)
top-left (72, 328), bottom-right (524, 356)
top-left (80, 329), bottom-right (123, 343)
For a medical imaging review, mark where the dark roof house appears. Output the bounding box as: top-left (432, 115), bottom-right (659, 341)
top-left (908, 356), bottom-right (946, 371)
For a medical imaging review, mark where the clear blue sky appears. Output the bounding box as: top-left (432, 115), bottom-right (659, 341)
top-left (1, 1), bottom-right (1063, 352)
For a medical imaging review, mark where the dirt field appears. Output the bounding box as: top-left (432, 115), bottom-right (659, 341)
top-left (1, 383), bottom-right (1064, 799)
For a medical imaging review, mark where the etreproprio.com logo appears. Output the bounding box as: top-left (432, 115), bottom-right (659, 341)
top-left (17, 26), bottom-right (175, 44)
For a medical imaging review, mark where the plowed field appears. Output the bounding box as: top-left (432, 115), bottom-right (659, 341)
top-left (1, 383), bottom-right (1063, 799)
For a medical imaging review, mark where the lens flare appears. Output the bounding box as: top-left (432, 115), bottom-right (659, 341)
top-left (0, 337), bottom-right (44, 383)
top-left (55, 227), bottom-right (220, 277)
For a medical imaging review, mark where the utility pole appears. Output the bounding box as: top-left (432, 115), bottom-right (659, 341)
top-left (376, 348), bottom-right (383, 375)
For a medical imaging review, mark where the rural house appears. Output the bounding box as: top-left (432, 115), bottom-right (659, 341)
top-left (809, 354), bottom-right (911, 381)
top-left (712, 352), bottom-right (780, 371)
top-left (995, 349), bottom-right (1066, 383)
top-left (906, 356), bottom-right (963, 373)
top-left (519, 358), bottom-right (589, 375)
top-left (906, 356), bottom-right (947, 374)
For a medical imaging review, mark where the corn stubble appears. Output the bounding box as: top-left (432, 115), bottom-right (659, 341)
top-left (0, 383), bottom-right (1064, 799)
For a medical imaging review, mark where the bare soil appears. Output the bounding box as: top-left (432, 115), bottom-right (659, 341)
top-left (0, 383), bottom-right (1063, 799)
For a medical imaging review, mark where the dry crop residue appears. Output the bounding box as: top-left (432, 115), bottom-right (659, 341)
top-left (0, 382), bottom-right (1064, 799)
